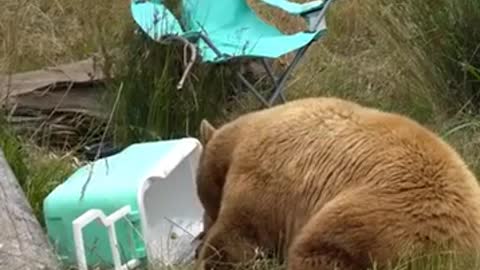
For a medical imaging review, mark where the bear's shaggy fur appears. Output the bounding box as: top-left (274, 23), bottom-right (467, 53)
top-left (194, 97), bottom-right (480, 270)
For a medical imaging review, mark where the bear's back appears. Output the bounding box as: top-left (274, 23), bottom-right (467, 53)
top-left (196, 98), bottom-right (480, 269)
top-left (218, 97), bottom-right (480, 223)
top-left (225, 97), bottom-right (466, 180)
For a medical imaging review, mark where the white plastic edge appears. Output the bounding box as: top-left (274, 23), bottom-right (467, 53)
top-left (136, 137), bottom-right (203, 262)
top-left (72, 205), bottom-right (141, 270)
top-left (145, 138), bottom-right (203, 179)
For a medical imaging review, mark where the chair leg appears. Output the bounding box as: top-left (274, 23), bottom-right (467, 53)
top-left (261, 59), bottom-right (287, 103)
top-left (235, 51), bottom-right (303, 108)
top-left (236, 72), bottom-right (270, 107)
top-left (261, 59), bottom-right (279, 88)
top-left (198, 33), bottom-right (224, 58)
top-left (198, 31), bottom-right (313, 108)
top-left (197, 34), bottom-right (271, 108)
top-left (267, 44), bottom-right (311, 106)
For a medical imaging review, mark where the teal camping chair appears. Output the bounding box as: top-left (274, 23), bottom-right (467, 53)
top-left (130, 0), bottom-right (333, 107)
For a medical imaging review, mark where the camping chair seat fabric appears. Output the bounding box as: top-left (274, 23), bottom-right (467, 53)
top-left (194, 26), bottom-right (321, 62)
top-left (131, 0), bottom-right (327, 62)
top-left (131, 0), bottom-right (185, 38)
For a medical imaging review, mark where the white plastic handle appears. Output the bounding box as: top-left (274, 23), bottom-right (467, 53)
top-left (72, 205), bottom-right (141, 270)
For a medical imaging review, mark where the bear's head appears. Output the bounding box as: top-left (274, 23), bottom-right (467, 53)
top-left (193, 119), bottom-right (219, 258)
top-left (196, 118), bottom-right (234, 223)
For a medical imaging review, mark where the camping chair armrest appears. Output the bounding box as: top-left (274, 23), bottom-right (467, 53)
top-left (260, 0), bottom-right (325, 16)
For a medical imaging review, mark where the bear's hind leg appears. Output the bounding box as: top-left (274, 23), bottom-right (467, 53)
top-left (288, 188), bottom-right (405, 270)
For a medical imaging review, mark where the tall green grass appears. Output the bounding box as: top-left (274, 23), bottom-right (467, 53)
top-left (108, 28), bottom-right (243, 146)
top-left (288, 0), bottom-right (480, 124)
top-left (0, 117), bottom-right (76, 226)
top-left (374, 0), bottom-right (480, 116)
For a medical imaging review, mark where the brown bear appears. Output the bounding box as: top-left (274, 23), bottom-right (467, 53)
top-left (194, 97), bottom-right (480, 270)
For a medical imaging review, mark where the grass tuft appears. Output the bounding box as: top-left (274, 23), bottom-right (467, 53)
top-left (0, 116), bottom-right (76, 226)
top-left (108, 27), bottom-right (245, 146)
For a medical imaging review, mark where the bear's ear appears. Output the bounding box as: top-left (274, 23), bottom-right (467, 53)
top-left (199, 119), bottom-right (216, 145)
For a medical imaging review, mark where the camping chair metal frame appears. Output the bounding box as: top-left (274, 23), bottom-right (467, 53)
top-left (236, 0), bottom-right (334, 107)
top-left (131, 0), bottom-right (334, 108)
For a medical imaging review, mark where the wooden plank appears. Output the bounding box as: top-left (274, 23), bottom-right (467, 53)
top-left (9, 84), bottom-right (106, 118)
top-left (0, 150), bottom-right (60, 270)
top-left (0, 57), bottom-right (104, 100)
top-left (0, 58), bottom-right (106, 118)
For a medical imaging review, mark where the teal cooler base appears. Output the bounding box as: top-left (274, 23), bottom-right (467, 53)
top-left (43, 139), bottom-right (203, 268)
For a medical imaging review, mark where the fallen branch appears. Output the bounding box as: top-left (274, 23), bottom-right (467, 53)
top-left (0, 149), bottom-right (60, 269)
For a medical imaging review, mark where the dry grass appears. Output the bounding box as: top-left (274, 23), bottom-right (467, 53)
top-left (0, 0), bottom-right (128, 74)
